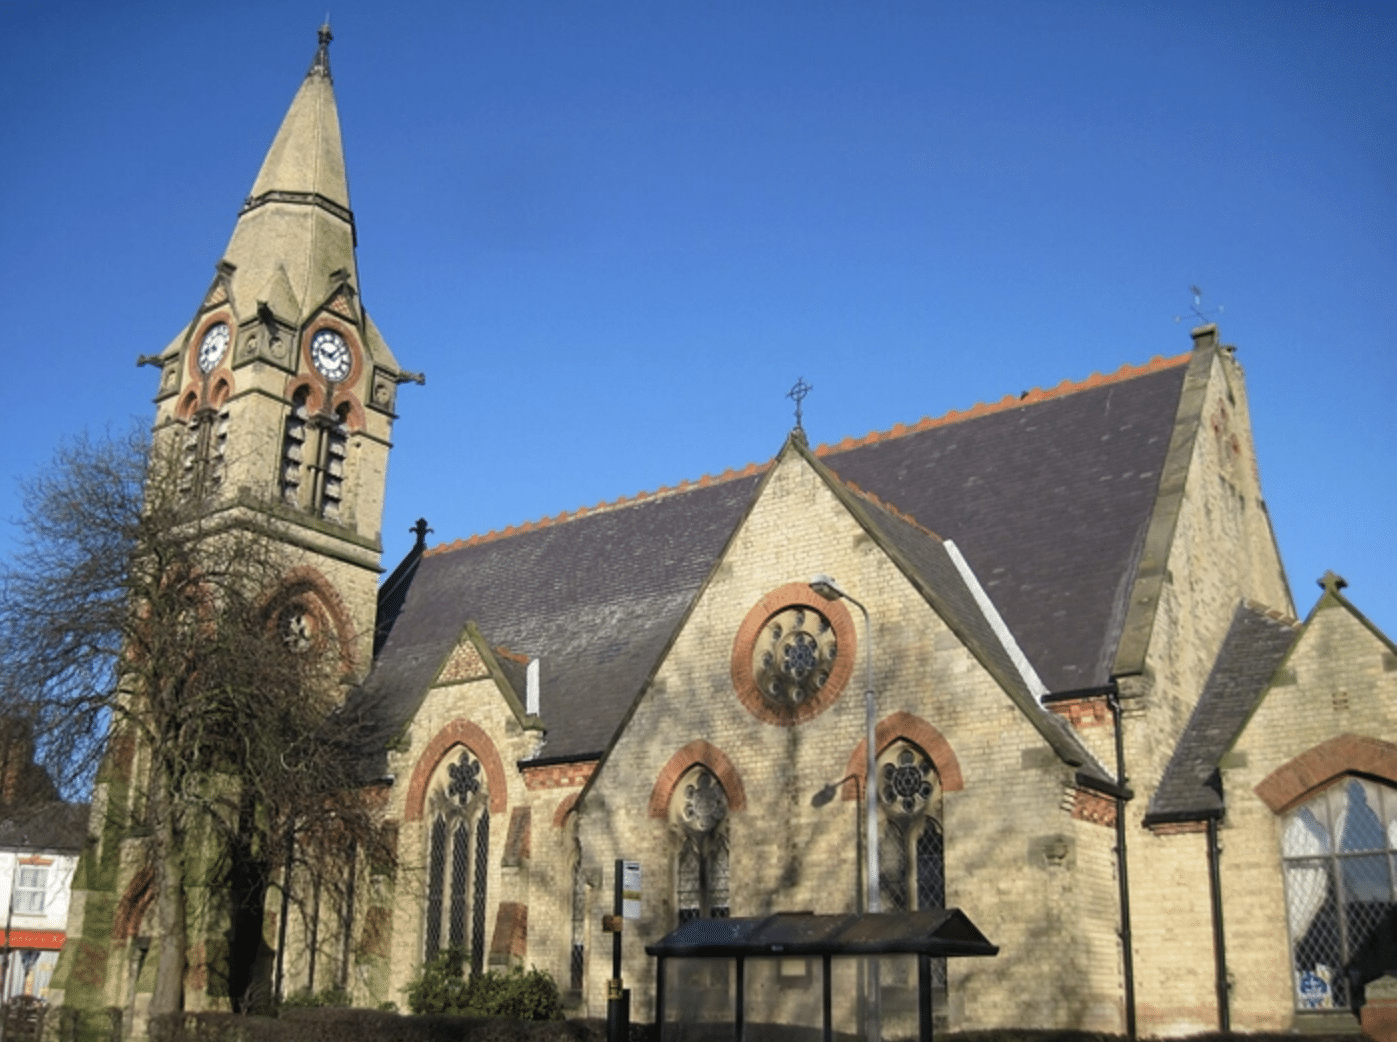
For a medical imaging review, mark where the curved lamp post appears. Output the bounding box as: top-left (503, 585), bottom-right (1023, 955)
top-left (809, 575), bottom-right (878, 915)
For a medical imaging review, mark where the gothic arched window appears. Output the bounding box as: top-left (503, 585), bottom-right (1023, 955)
top-left (876, 741), bottom-right (944, 913)
top-left (423, 748), bottom-right (491, 976)
top-left (1281, 776), bottom-right (1395, 1011)
top-left (877, 741), bottom-right (945, 991)
top-left (280, 387), bottom-right (309, 506)
top-left (570, 839), bottom-right (586, 993)
top-left (672, 767), bottom-right (730, 924)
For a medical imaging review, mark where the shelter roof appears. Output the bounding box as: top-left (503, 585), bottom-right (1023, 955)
top-left (645, 909), bottom-right (997, 959)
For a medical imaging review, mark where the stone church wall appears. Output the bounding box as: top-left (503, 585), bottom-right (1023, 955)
top-left (576, 449), bottom-right (1127, 1026)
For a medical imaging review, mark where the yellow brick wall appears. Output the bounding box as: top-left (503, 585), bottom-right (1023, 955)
top-left (1220, 598), bottom-right (1396, 1031)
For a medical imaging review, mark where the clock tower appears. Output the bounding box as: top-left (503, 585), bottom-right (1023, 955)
top-left (147, 25), bottom-right (416, 675)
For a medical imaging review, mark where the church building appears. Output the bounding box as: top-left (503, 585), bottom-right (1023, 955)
top-left (52, 29), bottom-right (1395, 1039)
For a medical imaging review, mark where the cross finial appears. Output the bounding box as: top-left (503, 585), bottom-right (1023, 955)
top-left (1318, 570), bottom-right (1348, 594)
top-left (308, 21), bottom-right (334, 81)
top-left (410, 518), bottom-right (432, 549)
top-left (787, 377), bottom-right (813, 435)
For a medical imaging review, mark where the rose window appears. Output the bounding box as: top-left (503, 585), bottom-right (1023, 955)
top-left (751, 606), bottom-right (838, 708)
top-left (881, 746), bottom-right (936, 820)
top-left (447, 752), bottom-right (483, 806)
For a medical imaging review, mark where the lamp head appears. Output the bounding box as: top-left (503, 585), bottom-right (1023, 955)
top-left (809, 574), bottom-right (845, 601)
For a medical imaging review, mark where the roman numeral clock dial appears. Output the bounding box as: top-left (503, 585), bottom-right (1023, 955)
top-left (310, 329), bottom-right (352, 382)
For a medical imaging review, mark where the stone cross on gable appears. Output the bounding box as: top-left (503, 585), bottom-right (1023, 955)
top-left (787, 377), bottom-right (813, 434)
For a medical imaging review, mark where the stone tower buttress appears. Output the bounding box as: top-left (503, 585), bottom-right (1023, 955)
top-left (145, 26), bottom-right (417, 678)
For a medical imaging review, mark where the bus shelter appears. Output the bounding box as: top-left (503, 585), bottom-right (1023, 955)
top-left (646, 910), bottom-right (998, 1042)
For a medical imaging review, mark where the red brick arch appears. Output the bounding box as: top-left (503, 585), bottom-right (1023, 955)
top-left (730, 582), bottom-right (858, 726)
top-left (841, 710), bottom-right (964, 801)
top-left (267, 566), bottom-right (359, 675)
top-left (114, 864), bottom-right (156, 941)
top-left (553, 792), bottom-right (580, 829)
top-left (1254, 734), bottom-right (1396, 813)
top-left (648, 740), bottom-right (748, 819)
top-left (404, 719), bottom-right (508, 820)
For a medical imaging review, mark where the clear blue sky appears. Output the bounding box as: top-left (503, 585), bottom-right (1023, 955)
top-left (2, 1), bottom-right (1393, 636)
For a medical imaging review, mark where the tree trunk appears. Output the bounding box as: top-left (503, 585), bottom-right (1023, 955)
top-left (148, 766), bottom-right (187, 1018)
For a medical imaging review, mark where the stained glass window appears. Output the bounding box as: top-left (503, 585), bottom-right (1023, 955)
top-left (422, 748), bottom-right (491, 975)
top-left (673, 767), bottom-right (731, 924)
top-left (1281, 777), bottom-right (1395, 1011)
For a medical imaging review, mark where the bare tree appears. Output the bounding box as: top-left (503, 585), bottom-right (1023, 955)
top-left (0, 426), bottom-right (389, 1017)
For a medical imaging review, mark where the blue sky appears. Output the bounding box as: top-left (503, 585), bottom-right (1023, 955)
top-left (1, 1), bottom-right (1393, 636)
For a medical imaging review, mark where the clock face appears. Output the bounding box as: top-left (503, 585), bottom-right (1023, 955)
top-left (197, 323), bottom-right (230, 374)
top-left (310, 329), bottom-right (352, 381)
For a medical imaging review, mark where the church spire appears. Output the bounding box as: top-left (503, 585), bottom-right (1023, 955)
top-left (220, 24), bottom-right (356, 327)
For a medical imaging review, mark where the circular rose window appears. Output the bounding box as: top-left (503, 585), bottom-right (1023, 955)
top-left (731, 582), bottom-right (856, 725)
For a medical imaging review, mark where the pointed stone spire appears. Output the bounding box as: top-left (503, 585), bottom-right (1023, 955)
top-left (220, 25), bottom-right (356, 327)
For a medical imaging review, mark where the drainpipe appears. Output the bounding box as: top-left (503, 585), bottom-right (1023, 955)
top-left (1207, 816), bottom-right (1230, 1030)
top-left (1108, 686), bottom-right (1137, 1041)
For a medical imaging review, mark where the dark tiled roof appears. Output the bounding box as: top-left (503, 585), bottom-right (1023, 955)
top-left (842, 482), bottom-right (1111, 783)
top-left (356, 353), bottom-right (1193, 773)
top-left (1146, 602), bottom-right (1300, 823)
top-left (0, 801), bottom-right (89, 853)
top-left (820, 357), bottom-right (1191, 693)
top-left (351, 473), bottom-right (765, 769)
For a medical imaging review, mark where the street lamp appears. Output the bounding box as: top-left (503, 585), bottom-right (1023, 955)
top-left (809, 575), bottom-right (879, 916)
top-left (811, 575), bottom-right (881, 1042)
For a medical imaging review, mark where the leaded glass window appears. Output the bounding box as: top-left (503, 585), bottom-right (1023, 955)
top-left (1281, 776), bottom-right (1395, 1011)
top-left (570, 841), bottom-right (586, 992)
top-left (878, 741), bottom-right (945, 988)
top-left (423, 748), bottom-right (490, 975)
top-left (672, 767), bottom-right (731, 924)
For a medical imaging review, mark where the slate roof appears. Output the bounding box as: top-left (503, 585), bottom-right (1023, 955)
top-left (353, 472), bottom-right (765, 770)
top-left (354, 351), bottom-right (1195, 772)
top-left (820, 356), bottom-right (1191, 693)
top-left (1145, 602), bottom-right (1300, 823)
top-left (0, 801), bottom-right (89, 854)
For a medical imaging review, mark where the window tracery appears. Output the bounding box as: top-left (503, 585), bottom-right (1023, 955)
top-left (1281, 776), bottom-right (1395, 1011)
top-left (672, 766), bottom-right (730, 923)
top-left (423, 748), bottom-right (491, 975)
top-left (877, 741), bottom-right (945, 987)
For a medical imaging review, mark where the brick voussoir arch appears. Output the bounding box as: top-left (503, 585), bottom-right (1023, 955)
top-left (841, 710), bottom-right (964, 801)
top-left (405, 719), bottom-right (508, 820)
top-left (648, 740), bottom-right (748, 819)
top-left (731, 581), bottom-right (857, 726)
top-left (1254, 733), bottom-right (1397, 813)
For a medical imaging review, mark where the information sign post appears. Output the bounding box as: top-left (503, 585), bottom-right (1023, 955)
top-left (606, 860), bottom-right (641, 1042)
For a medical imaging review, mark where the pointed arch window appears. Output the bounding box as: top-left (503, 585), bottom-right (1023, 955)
top-left (672, 767), bottom-right (730, 924)
top-left (180, 402), bottom-right (229, 500)
top-left (280, 387), bottom-right (309, 506)
top-left (877, 741), bottom-right (945, 989)
top-left (423, 749), bottom-right (491, 975)
top-left (280, 393), bottom-right (349, 520)
top-left (1280, 776), bottom-right (1395, 1011)
top-left (570, 840), bottom-right (586, 993)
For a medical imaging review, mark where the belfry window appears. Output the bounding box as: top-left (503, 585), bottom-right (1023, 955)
top-left (280, 392), bottom-right (349, 520)
top-left (424, 749), bottom-right (491, 976)
top-left (280, 387), bottom-right (309, 506)
top-left (180, 403), bottom-right (229, 499)
top-left (1280, 776), bottom-right (1395, 1012)
top-left (672, 767), bottom-right (730, 924)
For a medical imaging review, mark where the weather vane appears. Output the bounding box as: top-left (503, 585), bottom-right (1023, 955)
top-left (787, 377), bottom-right (813, 433)
top-left (1174, 285), bottom-right (1224, 326)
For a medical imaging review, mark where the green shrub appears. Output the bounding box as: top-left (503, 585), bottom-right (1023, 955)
top-left (280, 986), bottom-right (352, 1010)
top-left (404, 947), bottom-right (564, 1020)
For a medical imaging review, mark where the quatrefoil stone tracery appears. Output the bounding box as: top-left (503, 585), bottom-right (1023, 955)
top-left (680, 772), bottom-right (727, 835)
top-left (447, 752), bottom-right (482, 806)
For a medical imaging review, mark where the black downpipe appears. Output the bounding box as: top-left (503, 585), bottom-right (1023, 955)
top-left (1207, 816), bottom-right (1231, 1030)
top-left (1108, 688), bottom-right (1137, 1041)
